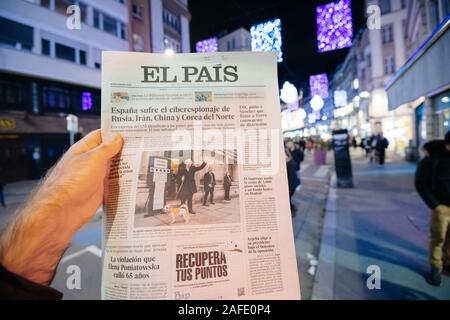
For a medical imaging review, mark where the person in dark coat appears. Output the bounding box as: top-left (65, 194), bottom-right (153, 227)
top-left (285, 139), bottom-right (303, 171)
top-left (415, 131), bottom-right (450, 286)
top-left (374, 133), bottom-right (389, 165)
top-left (177, 158), bottom-right (206, 214)
top-left (0, 180), bottom-right (6, 208)
top-left (286, 148), bottom-right (300, 216)
top-left (202, 166), bottom-right (216, 206)
top-left (223, 171), bottom-right (232, 201)
top-left (351, 136), bottom-right (357, 149)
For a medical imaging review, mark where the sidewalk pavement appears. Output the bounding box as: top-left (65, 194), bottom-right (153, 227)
top-left (313, 151), bottom-right (450, 299)
top-left (292, 150), bottom-right (333, 299)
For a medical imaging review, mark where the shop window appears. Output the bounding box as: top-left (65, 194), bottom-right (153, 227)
top-left (0, 17), bottom-right (33, 50)
top-left (55, 43), bottom-right (76, 62)
top-left (0, 80), bottom-right (25, 110)
top-left (43, 86), bottom-right (71, 111)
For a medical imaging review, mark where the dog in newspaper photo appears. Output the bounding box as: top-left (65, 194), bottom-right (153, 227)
top-left (163, 204), bottom-right (191, 224)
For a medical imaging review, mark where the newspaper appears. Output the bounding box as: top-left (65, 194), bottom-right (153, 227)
top-left (101, 51), bottom-right (301, 300)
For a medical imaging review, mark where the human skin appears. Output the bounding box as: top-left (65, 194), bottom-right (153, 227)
top-left (0, 129), bottom-right (123, 286)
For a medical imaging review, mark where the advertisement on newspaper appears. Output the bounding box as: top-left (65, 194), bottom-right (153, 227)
top-left (101, 51), bottom-right (300, 300)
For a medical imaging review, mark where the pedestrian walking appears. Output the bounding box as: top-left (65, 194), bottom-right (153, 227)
top-left (415, 131), bottom-right (450, 286)
top-left (202, 166), bottom-right (216, 206)
top-left (223, 171), bottom-right (232, 201)
top-left (177, 159), bottom-right (207, 214)
top-left (351, 136), bottom-right (358, 149)
top-left (374, 133), bottom-right (389, 165)
top-left (285, 148), bottom-right (300, 217)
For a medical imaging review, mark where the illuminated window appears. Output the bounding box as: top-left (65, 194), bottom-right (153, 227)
top-left (43, 86), bottom-right (71, 111)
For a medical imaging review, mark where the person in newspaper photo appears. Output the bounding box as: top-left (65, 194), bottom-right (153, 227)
top-left (202, 166), bottom-right (216, 206)
top-left (0, 130), bottom-right (124, 299)
top-left (134, 150), bottom-right (241, 228)
top-left (223, 171), bottom-right (232, 201)
top-left (177, 159), bottom-right (206, 214)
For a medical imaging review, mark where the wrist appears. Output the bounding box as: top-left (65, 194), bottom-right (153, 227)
top-left (0, 197), bottom-right (72, 285)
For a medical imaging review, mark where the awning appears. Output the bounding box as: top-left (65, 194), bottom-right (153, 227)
top-left (385, 16), bottom-right (450, 110)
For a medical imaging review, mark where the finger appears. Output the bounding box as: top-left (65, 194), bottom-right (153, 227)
top-left (71, 129), bottom-right (102, 154)
top-left (90, 133), bottom-right (124, 161)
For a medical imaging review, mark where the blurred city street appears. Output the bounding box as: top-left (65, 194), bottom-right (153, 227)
top-left (2, 150), bottom-right (449, 299)
top-left (0, 0), bottom-right (449, 301)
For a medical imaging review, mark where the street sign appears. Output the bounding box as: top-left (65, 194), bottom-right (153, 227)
top-left (0, 117), bottom-right (16, 130)
top-left (332, 129), bottom-right (353, 188)
top-left (66, 114), bottom-right (79, 132)
top-left (66, 114), bottom-right (79, 146)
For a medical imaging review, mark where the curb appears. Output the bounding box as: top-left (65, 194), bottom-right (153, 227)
top-left (311, 173), bottom-right (337, 300)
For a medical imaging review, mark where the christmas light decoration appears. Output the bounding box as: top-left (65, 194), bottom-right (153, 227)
top-left (310, 95), bottom-right (324, 111)
top-left (280, 81), bottom-right (298, 106)
top-left (195, 37), bottom-right (218, 53)
top-left (310, 73), bottom-right (329, 98)
top-left (334, 90), bottom-right (348, 107)
top-left (251, 18), bottom-right (283, 62)
top-left (316, 0), bottom-right (353, 53)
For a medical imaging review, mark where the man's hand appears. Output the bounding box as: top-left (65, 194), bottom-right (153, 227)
top-left (0, 130), bottom-right (123, 286)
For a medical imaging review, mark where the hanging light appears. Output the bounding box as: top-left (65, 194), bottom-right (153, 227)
top-left (310, 95), bottom-right (324, 111)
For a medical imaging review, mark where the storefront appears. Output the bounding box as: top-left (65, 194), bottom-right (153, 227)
top-left (386, 16), bottom-right (450, 159)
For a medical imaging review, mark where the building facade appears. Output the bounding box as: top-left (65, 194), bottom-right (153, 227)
top-left (387, 1), bottom-right (450, 157)
top-left (128, 0), bottom-right (191, 53)
top-left (356, 0), bottom-right (449, 156)
top-left (0, 0), bottom-right (191, 181)
top-left (218, 28), bottom-right (251, 52)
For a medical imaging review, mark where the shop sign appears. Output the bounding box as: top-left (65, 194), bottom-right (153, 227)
top-left (0, 117), bottom-right (16, 130)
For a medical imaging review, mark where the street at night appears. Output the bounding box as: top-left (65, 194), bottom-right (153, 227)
top-left (0, 0), bottom-right (450, 303)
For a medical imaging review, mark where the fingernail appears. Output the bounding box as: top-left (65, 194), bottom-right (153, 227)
top-left (103, 133), bottom-right (121, 144)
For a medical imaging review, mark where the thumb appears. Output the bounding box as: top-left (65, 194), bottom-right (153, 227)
top-left (91, 133), bottom-right (124, 161)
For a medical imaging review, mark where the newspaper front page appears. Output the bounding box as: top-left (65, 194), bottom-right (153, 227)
top-left (101, 51), bottom-right (300, 300)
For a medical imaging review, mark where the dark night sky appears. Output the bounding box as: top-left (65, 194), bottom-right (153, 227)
top-left (188, 0), bottom-right (365, 92)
